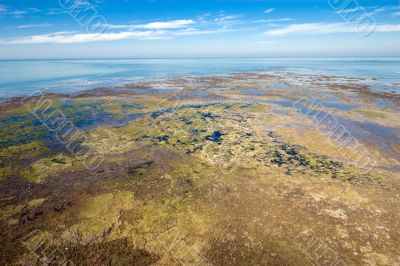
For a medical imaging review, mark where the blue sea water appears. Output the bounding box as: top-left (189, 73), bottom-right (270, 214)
top-left (0, 58), bottom-right (399, 99)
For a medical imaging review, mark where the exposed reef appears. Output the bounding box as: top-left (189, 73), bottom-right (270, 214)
top-left (0, 72), bottom-right (399, 265)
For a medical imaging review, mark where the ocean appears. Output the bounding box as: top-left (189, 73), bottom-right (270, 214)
top-left (0, 58), bottom-right (399, 99)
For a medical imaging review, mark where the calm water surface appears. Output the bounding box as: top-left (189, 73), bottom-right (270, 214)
top-left (0, 58), bottom-right (399, 99)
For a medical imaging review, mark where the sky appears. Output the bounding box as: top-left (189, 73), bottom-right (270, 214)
top-left (0, 0), bottom-right (399, 59)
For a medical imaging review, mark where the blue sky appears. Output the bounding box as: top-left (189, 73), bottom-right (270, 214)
top-left (0, 0), bottom-right (399, 59)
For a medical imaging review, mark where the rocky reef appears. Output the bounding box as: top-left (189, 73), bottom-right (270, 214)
top-left (0, 72), bottom-right (399, 265)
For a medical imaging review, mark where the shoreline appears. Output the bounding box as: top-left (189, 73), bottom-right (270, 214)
top-left (1, 57), bottom-right (400, 100)
top-left (0, 70), bottom-right (398, 104)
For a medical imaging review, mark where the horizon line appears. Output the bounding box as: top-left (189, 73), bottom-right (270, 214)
top-left (1, 56), bottom-right (400, 61)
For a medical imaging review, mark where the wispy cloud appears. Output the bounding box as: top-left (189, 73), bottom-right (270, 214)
top-left (175, 28), bottom-right (230, 36)
top-left (0, 31), bottom-right (167, 44)
top-left (364, 7), bottom-right (386, 16)
top-left (0, 25), bottom-right (230, 44)
top-left (47, 8), bottom-right (68, 15)
top-left (264, 22), bottom-right (400, 36)
top-left (214, 15), bottom-right (241, 22)
top-left (103, 20), bottom-right (195, 30)
top-left (264, 8), bottom-right (275, 14)
top-left (7, 23), bottom-right (51, 29)
top-left (139, 20), bottom-right (195, 29)
top-left (0, 14), bottom-right (237, 44)
top-left (11, 7), bottom-right (41, 18)
top-left (257, 18), bottom-right (292, 23)
top-left (393, 12), bottom-right (400, 17)
top-left (337, 6), bottom-right (386, 17)
top-left (339, 7), bottom-right (363, 13)
top-left (0, 4), bottom-right (7, 12)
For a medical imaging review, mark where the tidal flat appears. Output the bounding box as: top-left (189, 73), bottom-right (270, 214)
top-left (0, 72), bottom-right (399, 265)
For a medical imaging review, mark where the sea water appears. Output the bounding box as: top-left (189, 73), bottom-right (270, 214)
top-left (0, 58), bottom-right (399, 99)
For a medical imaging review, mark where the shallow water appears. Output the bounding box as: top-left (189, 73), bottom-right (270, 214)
top-left (1, 58), bottom-right (399, 98)
top-left (323, 102), bottom-right (359, 111)
top-left (240, 88), bottom-right (266, 95)
top-left (268, 83), bottom-right (289, 90)
top-left (267, 100), bottom-right (295, 108)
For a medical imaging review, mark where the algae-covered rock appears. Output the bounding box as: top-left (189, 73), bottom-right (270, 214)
top-left (0, 167), bottom-right (13, 181)
top-left (21, 154), bottom-right (73, 183)
top-left (0, 204), bottom-right (24, 220)
top-left (0, 141), bottom-right (48, 182)
top-left (61, 191), bottom-right (136, 245)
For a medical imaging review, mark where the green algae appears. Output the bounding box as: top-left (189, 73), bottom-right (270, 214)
top-left (0, 167), bottom-right (13, 181)
top-left (1, 141), bottom-right (47, 158)
top-left (51, 158), bottom-right (67, 164)
top-left (4, 98), bottom-right (62, 116)
top-left (20, 168), bottom-right (40, 182)
top-left (20, 153), bottom-right (73, 183)
top-left (133, 196), bottom-right (210, 262)
top-left (28, 198), bottom-right (47, 207)
top-left (248, 104), bottom-right (271, 113)
top-left (356, 109), bottom-right (387, 119)
top-left (267, 142), bottom-right (360, 181)
top-left (81, 100), bottom-right (367, 184)
top-left (102, 98), bottom-right (145, 114)
top-left (60, 191), bottom-right (137, 245)
top-left (128, 161), bottom-right (153, 178)
top-left (84, 104), bottom-right (220, 155)
top-left (0, 115), bottom-right (48, 149)
top-left (0, 141), bottom-right (48, 181)
top-left (0, 97), bottom-right (142, 151)
top-left (0, 204), bottom-right (23, 220)
top-left (0, 99), bottom-right (64, 149)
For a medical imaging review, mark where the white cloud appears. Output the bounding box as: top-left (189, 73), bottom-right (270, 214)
top-left (393, 12), bottom-right (400, 17)
top-left (264, 8), bottom-right (274, 14)
top-left (257, 18), bottom-right (292, 23)
top-left (141, 20), bottom-right (195, 29)
top-left (0, 31), bottom-right (167, 44)
top-left (337, 6), bottom-right (386, 17)
top-left (0, 24), bottom-right (230, 44)
top-left (214, 15), bottom-right (240, 22)
top-left (104, 20), bottom-right (195, 30)
top-left (8, 23), bottom-right (51, 29)
top-left (264, 22), bottom-right (400, 36)
top-left (175, 28), bottom-right (230, 36)
top-left (374, 24), bottom-right (400, 32)
top-left (11, 7), bottom-right (41, 17)
top-left (364, 7), bottom-right (386, 16)
top-left (12, 10), bottom-right (29, 16)
top-left (264, 23), bottom-right (349, 36)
